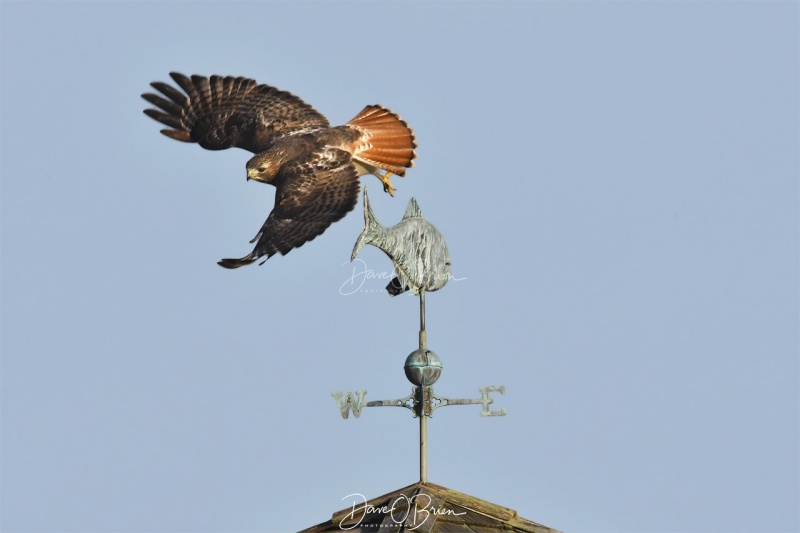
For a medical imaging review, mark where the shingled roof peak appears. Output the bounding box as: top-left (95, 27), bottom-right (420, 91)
top-left (299, 481), bottom-right (561, 533)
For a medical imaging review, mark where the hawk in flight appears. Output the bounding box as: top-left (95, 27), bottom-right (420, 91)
top-left (141, 73), bottom-right (417, 268)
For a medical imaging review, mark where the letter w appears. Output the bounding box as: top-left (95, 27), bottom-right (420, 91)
top-left (332, 390), bottom-right (367, 419)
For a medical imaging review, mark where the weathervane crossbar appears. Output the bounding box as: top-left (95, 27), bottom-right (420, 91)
top-left (431, 386), bottom-right (507, 416)
top-left (332, 385), bottom-right (506, 419)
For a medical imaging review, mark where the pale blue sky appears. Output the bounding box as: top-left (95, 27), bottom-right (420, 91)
top-left (1, 1), bottom-right (798, 532)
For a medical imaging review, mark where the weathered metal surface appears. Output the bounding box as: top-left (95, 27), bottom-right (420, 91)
top-left (351, 188), bottom-right (451, 297)
top-left (431, 386), bottom-right (507, 417)
top-left (365, 389), bottom-right (416, 411)
top-left (331, 385), bottom-right (505, 419)
top-left (297, 482), bottom-right (562, 533)
top-left (404, 349), bottom-right (442, 387)
top-left (331, 390), bottom-right (367, 419)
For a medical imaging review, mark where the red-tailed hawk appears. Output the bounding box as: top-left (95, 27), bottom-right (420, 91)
top-left (141, 73), bottom-right (417, 268)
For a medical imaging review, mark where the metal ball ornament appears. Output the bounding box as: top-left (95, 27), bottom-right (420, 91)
top-left (404, 349), bottom-right (443, 387)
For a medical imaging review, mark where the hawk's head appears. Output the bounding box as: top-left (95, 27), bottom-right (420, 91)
top-left (246, 150), bottom-right (286, 184)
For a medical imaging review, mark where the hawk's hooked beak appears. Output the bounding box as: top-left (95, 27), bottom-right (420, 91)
top-left (247, 168), bottom-right (257, 181)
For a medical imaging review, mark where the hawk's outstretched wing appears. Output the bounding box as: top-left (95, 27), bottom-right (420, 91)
top-left (218, 148), bottom-right (360, 268)
top-left (141, 73), bottom-right (329, 153)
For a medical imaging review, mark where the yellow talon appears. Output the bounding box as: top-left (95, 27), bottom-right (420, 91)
top-left (377, 171), bottom-right (396, 197)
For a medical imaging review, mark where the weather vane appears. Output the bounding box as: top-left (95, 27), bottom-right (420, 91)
top-left (332, 188), bottom-right (506, 483)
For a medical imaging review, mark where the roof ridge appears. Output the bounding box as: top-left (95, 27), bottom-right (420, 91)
top-left (299, 481), bottom-right (562, 533)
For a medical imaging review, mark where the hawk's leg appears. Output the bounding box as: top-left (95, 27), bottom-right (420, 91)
top-left (374, 171), bottom-right (396, 197)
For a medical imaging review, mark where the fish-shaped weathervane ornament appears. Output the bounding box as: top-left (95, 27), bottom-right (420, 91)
top-left (351, 188), bottom-right (451, 296)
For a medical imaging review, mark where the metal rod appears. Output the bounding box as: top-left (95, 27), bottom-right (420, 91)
top-left (419, 291), bottom-right (427, 483)
top-left (419, 290), bottom-right (426, 350)
top-left (420, 404), bottom-right (427, 483)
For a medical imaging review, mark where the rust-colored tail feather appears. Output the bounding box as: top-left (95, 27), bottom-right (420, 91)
top-left (347, 105), bottom-right (417, 176)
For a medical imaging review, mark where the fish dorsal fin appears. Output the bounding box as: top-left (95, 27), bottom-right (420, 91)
top-left (402, 197), bottom-right (423, 220)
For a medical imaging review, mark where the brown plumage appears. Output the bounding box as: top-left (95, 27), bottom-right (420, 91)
top-left (141, 73), bottom-right (417, 268)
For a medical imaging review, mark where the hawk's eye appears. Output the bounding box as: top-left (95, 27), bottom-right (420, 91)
top-left (258, 167), bottom-right (267, 173)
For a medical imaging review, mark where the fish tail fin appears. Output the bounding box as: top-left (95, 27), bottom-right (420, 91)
top-left (351, 188), bottom-right (382, 260)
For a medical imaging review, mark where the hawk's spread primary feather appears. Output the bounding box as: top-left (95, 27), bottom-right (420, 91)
top-left (142, 73), bottom-right (417, 268)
